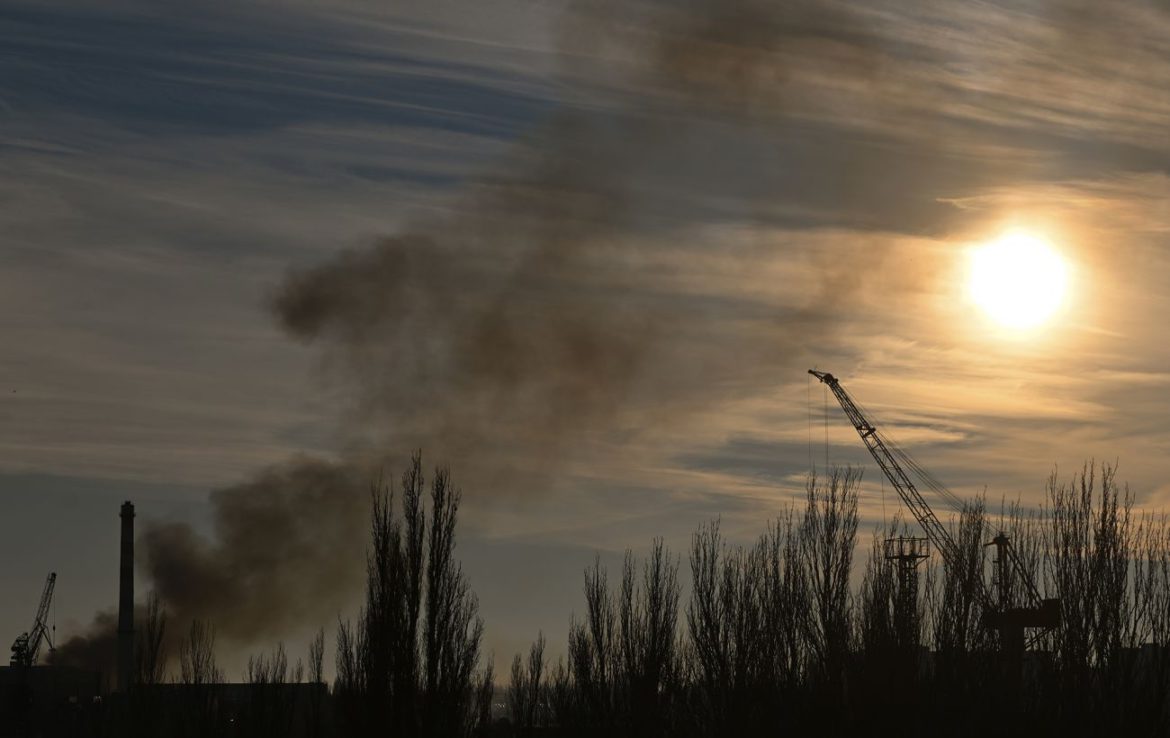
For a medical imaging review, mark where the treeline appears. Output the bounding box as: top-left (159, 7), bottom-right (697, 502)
top-left (505, 463), bottom-right (1170, 738)
top-left (51, 458), bottom-right (1170, 738)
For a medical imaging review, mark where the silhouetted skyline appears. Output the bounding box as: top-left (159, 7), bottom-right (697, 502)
top-left (4, 0), bottom-right (1170, 683)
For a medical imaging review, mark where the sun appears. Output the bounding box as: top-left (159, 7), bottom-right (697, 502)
top-left (968, 231), bottom-right (1069, 330)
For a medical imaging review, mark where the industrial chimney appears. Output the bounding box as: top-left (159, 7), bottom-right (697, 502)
top-left (117, 501), bottom-right (135, 692)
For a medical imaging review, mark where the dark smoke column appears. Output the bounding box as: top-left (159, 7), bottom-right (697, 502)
top-left (118, 501), bottom-right (135, 692)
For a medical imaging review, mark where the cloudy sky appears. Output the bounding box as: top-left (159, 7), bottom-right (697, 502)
top-left (3, 0), bottom-right (1170, 670)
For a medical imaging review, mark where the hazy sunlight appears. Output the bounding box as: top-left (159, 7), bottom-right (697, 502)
top-left (969, 231), bottom-right (1069, 331)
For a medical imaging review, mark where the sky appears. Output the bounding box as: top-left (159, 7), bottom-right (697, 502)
top-left (3, 0), bottom-right (1170, 674)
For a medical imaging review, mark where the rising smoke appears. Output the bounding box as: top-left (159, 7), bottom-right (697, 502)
top-left (270, 0), bottom-right (923, 475)
top-left (59, 0), bottom-right (1071, 666)
top-left (55, 460), bottom-right (369, 671)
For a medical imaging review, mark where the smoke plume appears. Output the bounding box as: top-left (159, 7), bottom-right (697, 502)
top-left (53, 610), bottom-right (119, 675)
top-left (270, 0), bottom-right (924, 480)
top-left (63, 0), bottom-right (1091, 662)
top-left (55, 459), bottom-right (369, 671)
top-left (139, 459), bottom-right (370, 641)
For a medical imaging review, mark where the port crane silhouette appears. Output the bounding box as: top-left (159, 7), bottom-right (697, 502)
top-left (10, 572), bottom-right (56, 667)
top-left (809, 370), bottom-right (1059, 654)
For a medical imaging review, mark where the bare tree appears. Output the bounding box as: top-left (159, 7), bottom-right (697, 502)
top-left (928, 500), bottom-right (990, 658)
top-left (422, 466), bottom-right (484, 737)
top-left (1045, 462), bottom-right (1146, 732)
top-left (242, 642), bottom-right (295, 738)
top-left (126, 592), bottom-right (169, 738)
top-left (618, 539), bottom-right (681, 737)
top-left (135, 592), bottom-right (168, 686)
top-left (509, 633), bottom-right (547, 736)
top-left (178, 619), bottom-right (221, 686)
top-left (306, 627), bottom-right (326, 738)
top-left (687, 519), bottom-right (763, 733)
top-left (177, 619), bottom-right (222, 738)
top-left (858, 524), bottom-right (897, 657)
top-left (472, 655), bottom-right (495, 737)
top-left (800, 467), bottom-right (859, 694)
top-left (757, 511), bottom-right (809, 695)
top-left (341, 454), bottom-right (486, 738)
top-left (335, 616), bottom-right (368, 736)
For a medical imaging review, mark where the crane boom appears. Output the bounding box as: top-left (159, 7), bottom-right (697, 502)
top-left (809, 370), bottom-right (1060, 646)
top-left (10, 572), bottom-right (56, 667)
top-left (809, 370), bottom-right (962, 569)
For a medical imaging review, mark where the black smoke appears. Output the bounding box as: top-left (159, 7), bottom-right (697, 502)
top-left (62, 0), bottom-right (1130, 663)
top-left (55, 460), bottom-right (369, 670)
top-left (269, 0), bottom-right (939, 482)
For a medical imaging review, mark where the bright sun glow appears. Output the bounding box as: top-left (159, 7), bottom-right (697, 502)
top-left (969, 232), bottom-right (1069, 330)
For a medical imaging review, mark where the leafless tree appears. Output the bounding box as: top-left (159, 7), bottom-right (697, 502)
top-left (177, 619), bottom-right (222, 737)
top-left (135, 591), bottom-right (168, 686)
top-left (927, 500), bottom-right (990, 657)
top-left (178, 619), bottom-right (221, 687)
top-left (242, 642), bottom-right (299, 738)
top-left (799, 467), bottom-right (859, 694)
top-left (687, 519), bottom-right (768, 734)
top-left (422, 466), bottom-right (484, 737)
top-left (306, 627), bottom-right (326, 738)
top-left (472, 655), bottom-right (495, 737)
top-left (509, 633), bottom-right (547, 736)
top-left (334, 616), bottom-right (368, 736)
top-left (339, 453), bottom-right (485, 738)
top-left (619, 539), bottom-right (681, 737)
top-left (756, 510), bottom-right (809, 695)
top-left (858, 523), bottom-right (898, 656)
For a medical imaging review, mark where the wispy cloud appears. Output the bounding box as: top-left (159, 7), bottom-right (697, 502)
top-left (5, 0), bottom-right (1170, 658)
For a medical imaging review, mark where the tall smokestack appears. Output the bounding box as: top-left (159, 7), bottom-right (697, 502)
top-left (118, 501), bottom-right (134, 692)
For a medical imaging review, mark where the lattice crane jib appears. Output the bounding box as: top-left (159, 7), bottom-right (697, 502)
top-left (10, 572), bottom-right (56, 667)
top-left (807, 370), bottom-right (1059, 643)
top-left (809, 371), bottom-right (962, 566)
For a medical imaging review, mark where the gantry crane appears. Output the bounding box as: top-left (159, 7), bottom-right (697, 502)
top-left (808, 371), bottom-right (1059, 654)
top-left (10, 573), bottom-right (56, 667)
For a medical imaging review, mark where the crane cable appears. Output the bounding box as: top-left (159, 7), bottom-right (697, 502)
top-left (807, 373), bottom-right (814, 475)
top-left (887, 440), bottom-right (966, 511)
top-left (823, 383), bottom-right (829, 470)
top-left (847, 392), bottom-right (967, 513)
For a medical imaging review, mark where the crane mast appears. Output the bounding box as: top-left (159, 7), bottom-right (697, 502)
top-left (809, 370), bottom-right (1059, 648)
top-left (10, 572), bottom-right (56, 667)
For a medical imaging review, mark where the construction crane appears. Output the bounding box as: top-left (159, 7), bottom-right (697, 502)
top-left (10, 573), bottom-right (56, 667)
top-left (808, 370), bottom-right (1059, 654)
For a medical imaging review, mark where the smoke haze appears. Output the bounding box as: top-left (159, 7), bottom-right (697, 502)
top-left (270, 0), bottom-right (930, 479)
top-left (53, 0), bottom-right (971, 661)
top-left (139, 459), bottom-right (369, 641)
top-left (50, 0), bottom-right (1167, 662)
top-left (55, 460), bottom-right (368, 669)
